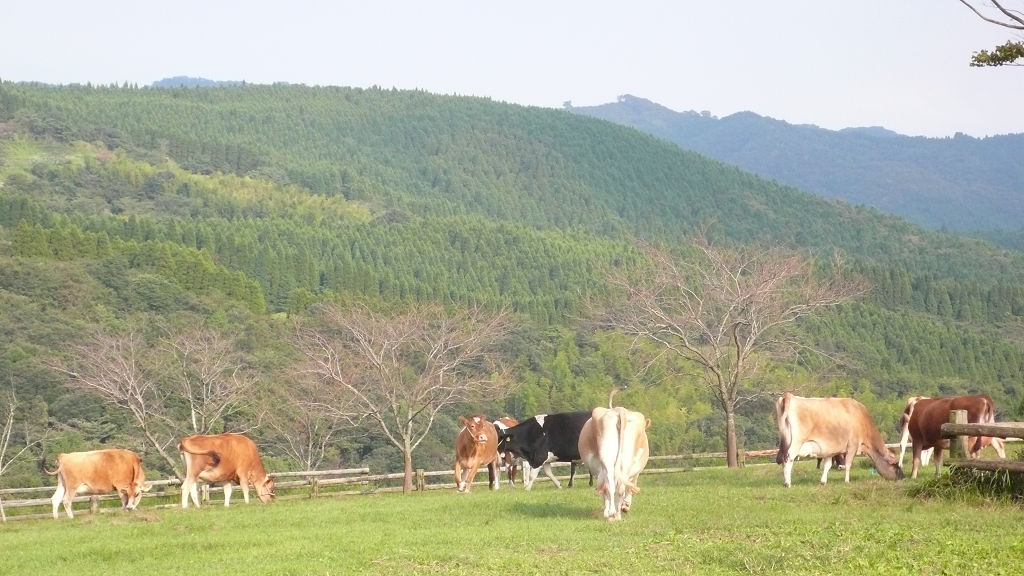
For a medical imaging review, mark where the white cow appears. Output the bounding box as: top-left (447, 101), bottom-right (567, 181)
top-left (578, 406), bottom-right (650, 521)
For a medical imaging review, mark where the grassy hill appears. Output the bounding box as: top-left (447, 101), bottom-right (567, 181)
top-left (1, 82), bottom-right (1023, 482)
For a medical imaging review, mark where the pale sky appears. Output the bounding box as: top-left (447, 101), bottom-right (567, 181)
top-left (2, 1), bottom-right (1021, 138)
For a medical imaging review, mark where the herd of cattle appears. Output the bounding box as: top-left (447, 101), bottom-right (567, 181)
top-left (42, 392), bottom-right (1007, 522)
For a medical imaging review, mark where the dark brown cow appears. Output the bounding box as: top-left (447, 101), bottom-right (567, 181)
top-left (179, 433), bottom-right (275, 508)
top-left (905, 394), bottom-right (1006, 478)
top-left (47, 448), bottom-right (150, 519)
top-left (776, 393), bottom-right (903, 487)
top-left (454, 414), bottom-right (499, 492)
top-left (493, 417), bottom-right (519, 487)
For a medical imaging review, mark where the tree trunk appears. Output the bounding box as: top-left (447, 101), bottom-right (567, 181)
top-left (725, 407), bottom-right (738, 468)
top-left (402, 449), bottom-right (413, 494)
top-left (143, 427), bottom-right (183, 480)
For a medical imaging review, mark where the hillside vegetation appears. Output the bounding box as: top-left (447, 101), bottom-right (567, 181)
top-left (1, 82), bottom-right (1023, 484)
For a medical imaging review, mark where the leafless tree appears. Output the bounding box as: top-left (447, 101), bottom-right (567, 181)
top-left (262, 375), bottom-right (357, 470)
top-left (50, 323), bottom-right (263, 479)
top-left (296, 303), bottom-right (516, 493)
top-left (0, 390), bottom-right (48, 522)
top-left (601, 237), bottom-right (866, 467)
top-left (50, 328), bottom-right (183, 476)
top-left (163, 325), bottom-right (260, 435)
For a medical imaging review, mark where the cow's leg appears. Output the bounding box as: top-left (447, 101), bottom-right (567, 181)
top-left (782, 459), bottom-right (794, 488)
top-left (843, 451), bottom-right (853, 483)
top-left (568, 461), bottom-right (577, 488)
top-left (188, 479), bottom-right (202, 508)
top-left (990, 437), bottom-right (1006, 459)
top-left (488, 461), bottom-right (499, 490)
top-left (463, 463), bottom-right (480, 492)
top-left (522, 462), bottom-right (538, 490)
top-left (921, 447), bottom-right (932, 466)
top-left (818, 455), bottom-right (834, 485)
top-left (933, 444), bottom-right (943, 477)
top-left (239, 475), bottom-right (251, 504)
top-left (910, 443), bottom-right (922, 479)
top-left (542, 463), bottom-right (562, 489)
top-left (222, 482), bottom-right (233, 506)
top-left (454, 460), bottom-right (466, 492)
top-left (51, 481), bottom-right (66, 519)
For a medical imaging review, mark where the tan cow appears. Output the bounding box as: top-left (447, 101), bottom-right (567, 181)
top-left (454, 414), bottom-right (499, 492)
top-left (776, 393), bottom-right (903, 487)
top-left (905, 394), bottom-right (1006, 479)
top-left (578, 406), bottom-right (650, 521)
top-left (179, 433), bottom-right (275, 508)
top-left (46, 448), bottom-right (151, 519)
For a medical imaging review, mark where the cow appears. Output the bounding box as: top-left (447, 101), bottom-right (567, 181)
top-left (775, 393), bottom-right (904, 487)
top-left (179, 433), bottom-right (275, 508)
top-left (46, 448), bottom-right (151, 519)
top-left (496, 410), bottom-right (592, 490)
top-left (905, 394), bottom-right (1007, 479)
top-left (493, 417), bottom-right (520, 487)
top-left (454, 414), bottom-right (500, 492)
top-left (897, 395), bottom-right (934, 468)
top-left (578, 406), bottom-right (650, 521)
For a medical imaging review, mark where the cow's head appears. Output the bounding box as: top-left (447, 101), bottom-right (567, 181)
top-left (123, 481), bottom-right (152, 510)
top-left (876, 450), bottom-right (905, 482)
top-left (459, 415), bottom-right (492, 444)
top-left (257, 475), bottom-right (276, 503)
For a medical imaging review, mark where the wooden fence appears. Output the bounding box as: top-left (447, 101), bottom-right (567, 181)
top-left (941, 410), bottom-right (1024, 473)
top-left (0, 448), bottom-right (784, 522)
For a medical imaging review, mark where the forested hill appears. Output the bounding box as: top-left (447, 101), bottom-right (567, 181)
top-left (2, 81), bottom-right (1024, 481)
top-left (567, 94), bottom-right (1024, 236)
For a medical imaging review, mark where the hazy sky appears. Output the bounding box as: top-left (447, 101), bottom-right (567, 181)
top-left (3, 1), bottom-right (1021, 138)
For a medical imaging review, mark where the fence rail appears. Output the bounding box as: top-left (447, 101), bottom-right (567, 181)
top-left (940, 413), bottom-right (1024, 474)
top-left (1, 449), bottom-right (792, 522)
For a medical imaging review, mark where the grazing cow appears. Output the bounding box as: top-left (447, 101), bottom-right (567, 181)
top-left (454, 414), bottom-right (500, 492)
top-left (496, 411), bottom-right (592, 490)
top-left (905, 394), bottom-right (1006, 479)
top-left (179, 433), bottom-right (275, 508)
top-left (578, 406), bottom-right (650, 521)
top-left (775, 393), bottom-right (903, 487)
top-left (493, 417), bottom-right (520, 487)
top-left (46, 448), bottom-right (151, 519)
top-left (897, 396), bottom-right (934, 467)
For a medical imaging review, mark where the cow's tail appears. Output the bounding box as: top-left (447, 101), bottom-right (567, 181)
top-left (614, 409), bottom-right (642, 495)
top-left (973, 396), bottom-right (1005, 458)
top-left (608, 387), bottom-right (620, 409)
top-left (41, 454), bottom-right (61, 476)
top-left (178, 439), bottom-right (221, 468)
top-left (775, 393), bottom-right (792, 465)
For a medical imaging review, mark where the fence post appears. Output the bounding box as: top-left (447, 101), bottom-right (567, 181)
top-left (416, 469), bottom-right (425, 492)
top-left (90, 496), bottom-right (99, 515)
top-left (949, 409), bottom-right (969, 460)
top-left (310, 476), bottom-right (320, 499)
top-left (201, 484), bottom-right (210, 504)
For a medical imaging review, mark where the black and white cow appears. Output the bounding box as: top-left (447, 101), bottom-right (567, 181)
top-left (496, 411), bottom-right (592, 490)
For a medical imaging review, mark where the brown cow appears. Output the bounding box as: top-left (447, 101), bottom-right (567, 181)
top-left (47, 448), bottom-right (151, 519)
top-left (905, 394), bottom-right (1007, 479)
top-left (179, 433), bottom-right (275, 508)
top-left (776, 393), bottom-right (903, 487)
top-left (454, 414), bottom-right (499, 492)
top-left (578, 406), bottom-right (650, 520)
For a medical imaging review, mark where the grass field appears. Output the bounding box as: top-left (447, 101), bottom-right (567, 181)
top-left (2, 462), bottom-right (1022, 575)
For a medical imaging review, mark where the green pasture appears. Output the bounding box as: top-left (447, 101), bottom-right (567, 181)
top-left (2, 463), bottom-right (1021, 576)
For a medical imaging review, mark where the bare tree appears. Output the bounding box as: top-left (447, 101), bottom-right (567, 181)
top-left (602, 238), bottom-right (866, 467)
top-left (163, 325), bottom-right (260, 434)
top-left (959, 0), bottom-right (1024, 66)
top-left (296, 303), bottom-right (516, 493)
top-left (263, 375), bottom-right (357, 470)
top-left (0, 390), bottom-right (48, 522)
top-left (49, 328), bottom-right (183, 476)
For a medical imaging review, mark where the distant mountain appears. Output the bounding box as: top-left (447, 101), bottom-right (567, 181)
top-left (150, 76), bottom-right (245, 88)
top-left (567, 95), bottom-right (1024, 234)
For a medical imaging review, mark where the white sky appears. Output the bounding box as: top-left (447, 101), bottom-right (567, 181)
top-left (2, 1), bottom-right (1021, 138)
